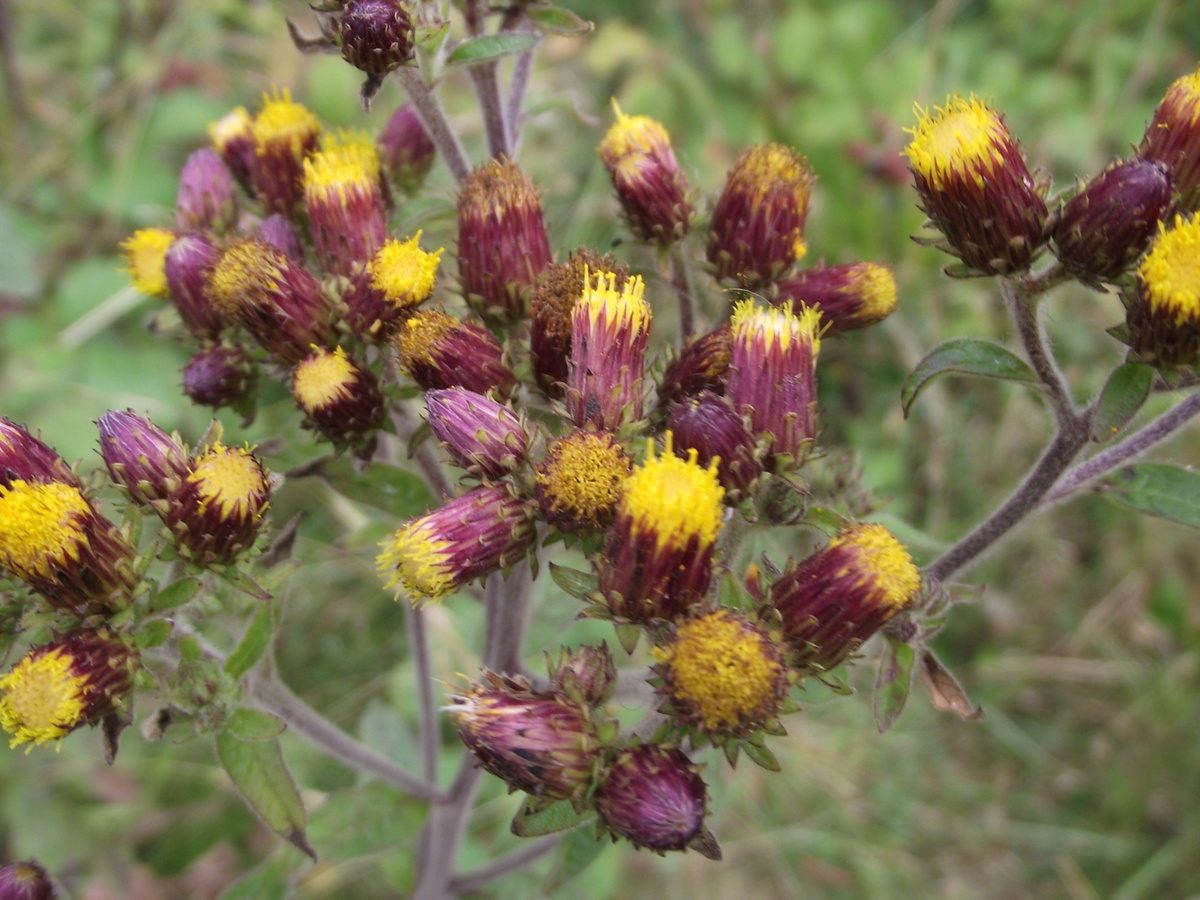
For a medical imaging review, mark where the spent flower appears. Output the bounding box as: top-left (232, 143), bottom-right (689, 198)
top-left (534, 429), bottom-right (632, 534)
top-left (393, 310), bottom-right (517, 399)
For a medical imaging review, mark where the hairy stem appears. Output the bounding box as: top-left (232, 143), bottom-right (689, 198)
top-left (1044, 389), bottom-right (1200, 503)
top-left (471, 62), bottom-right (511, 158)
top-left (667, 243), bottom-right (695, 340)
top-left (406, 603), bottom-right (440, 785)
top-left (1003, 275), bottom-right (1077, 426)
top-left (394, 66), bottom-right (471, 183)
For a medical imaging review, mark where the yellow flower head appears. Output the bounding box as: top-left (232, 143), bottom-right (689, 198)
top-left (1137, 214), bottom-right (1200, 325)
top-left (370, 232), bottom-right (443, 307)
top-left (0, 481), bottom-right (88, 579)
top-left (188, 444), bottom-right (270, 522)
top-left (377, 520), bottom-right (456, 602)
top-left (621, 434), bottom-right (724, 552)
top-left (303, 130), bottom-right (381, 203)
top-left (599, 100), bottom-right (672, 166)
top-left (121, 227), bottom-right (175, 298)
top-left (252, 88), bottom-right (321, 158)
top-left (535, 430), bottom-right (632, 531)
top-left (292, 346), bottom-right (356, 413)
top-left (0, 648), bottom-right (87, 748)
top-left (208, 237), bottom-right (284, 318)
top-left (209, 105), bottom-right (253, 153)
top-left (903, 95), bottom-right (1009, 191)
top-left (830, 523), bottom-right (921, 610)
top-left (730, 298), bottom-right (822, 360)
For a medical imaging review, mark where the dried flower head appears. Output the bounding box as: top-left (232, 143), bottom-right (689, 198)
top-left (1138, 63), bottom-right (1200, 210)
top-left (393, 310), bottom-right (517, 399)
top-left (534, 429), bottom-right (632, 534)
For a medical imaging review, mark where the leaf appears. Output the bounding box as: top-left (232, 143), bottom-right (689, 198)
top-left (510, 797), bottom-right (594, 837)
top-left (545, 828), bottom-right (606, 891)
top-left (1090, 363), bottom-right (1154, 442)
top-left (548, 562), bottom-right (597, 599)
top-left (525, 3), bottom-right (594, 35)
top-left (873, 638), bottom-right (916, 733)
top-left (225, 708), bottom-right (286, 742)
top-left (1100, 463), bottom-right (1200, 530)
top-left (215, 732), bottom-right (315, 860)
top-left (740, 740), bottom-right (781, 772)
top-left (225, 601), bottom-right (275, 680)
top-left (447, 32), bottom-right (540, 67)
top-left (614, 623), bottom-right (641, 654)
top-left (135, 619), bottom-right (173, 650)
top-left (148, 576), bottom-right (201, 614)
top-left (216, 856), bottom-right (290, 900)
top-left (919, 650), bottom-right (985, 721)
top-left (314, 456), bottom-right (435, 519)
top-left (900, 338), bottom-right (1038, 416)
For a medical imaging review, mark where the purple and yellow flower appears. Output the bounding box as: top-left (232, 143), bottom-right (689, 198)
top-left (378, 102), bottom-right (435, 196)
top-left (0, 480), bottom-right (137, 614)
top-left (181, 344), bottom-right (258, 411)
top-left (425, 388), bottom-right (529, 480)
top-left (97, 410), bottom-right (190, 508)
top-left (1124, 213), bottom-right (1200, 367)
top-left (726, 299), bottom-right (821, 471)
top-left (667, 392), bottom-right (760, 499)
top-left (656, 324), bottom-right (732, 412)
top-left (903, 95), bottom-right (1048, 275)
top-left (0, 630), bottom-right (139, 750)
top-left (291, 346), bottom-right (386, 449)
top-left (343, 232), bottom-right (442, 341)
top-left (257, 213), bottom-right (305, 260)
top-left (208, 237), bottom-right (336, 365)
top-left (595, 435), bottom-right (724, 628)
top-left (769, 523), bottom-right (921, 673)
top-left (594, 743), bottom-right (720, 858)
top-left (0, 418), bottom-right (79, 488)
top-left (250, 89), bottom-right (322, 218)
top-left (448, 670), bottom-right (601, 806)
top-left (163, 232), bottom-right (226, 340)
top-left (707, 143), bottom-right (814, 285)
top-left (393, 310), bottom-right (517, 399)
top-left (775, 262), bottom-right (899, 333)
top-left (175, 147), bottom-right (238, 232)
top-left (1052, 157), bottom-right (1173, 286)
top-left (209, 105), bottom-right (257, 196)
top-left (1138, 63), bottom-right (1200, 210)
top-left (121, 227), bottom-right (176, 299)
top-left (456, 157), bottom-right (553, 323)
top-left (303, 130), bottom-right (390, 275)
top-left (652, 609), bottom-right (791, 739)
top-left (165, 443), bottom-right (272, 567)
top-left (0, 860), bottom-right (56, 900)
top-left (377, 485), bottom-right (535, 606)
top-left (567, 269), bottom-right (651, 432)
top-left (598, 102), bottom-right (692, 244)
top-left (534, 429), bottom-right (632, 534)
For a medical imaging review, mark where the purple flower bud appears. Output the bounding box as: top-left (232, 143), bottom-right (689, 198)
top-left (164, 232), bottom-right (226, 339)
top-left (258, 214), bottom-right (305, 261)
top-left (182, 344), bottom-right (258, 411)
top-left (176, 148), bottom-right (238, 232)
top-left (97, 410), bottom-right (190, 507)
top-left (378, 103), bottom-right (435, 196)
top-left (426, 388), bottom-right (529, 479)
top-left (339, 0), bottom-right (414, 79)
top-left (668, 392), bottom-right (761, 499)
top-left (0, 861), bottom-right (56, 900)
top-left (0, 418), bottom-right (79, 488)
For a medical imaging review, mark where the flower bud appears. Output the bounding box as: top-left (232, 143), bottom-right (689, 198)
top-left (1052, 157), bottom-right (1172, 286)
top-left (343, 232), bottom-right (442, 341)
top-left (567, 270), bottom-right (651, 431)
top-left (0, 419), bottom-right (79, 488)
top-left (775, 262), bottom-right (898, 333)
top-left (250, 89), bottom-right (322, 219)
top-left (209, 106), bottom-right (257, 196)
top-left (378, 103), bottom-right (435, 196)
top-left (449, 671), bottom-right (601, 805)
top-left (0, 480), bottom-right (137, 614)
top-left (165, 444), bottom-right (272, 567)
top-left (163, 232), bottom-right (226, 339)
top-left (393, 310), bottom-right (517, 399)
top-left (121, 227), bottom-right (176, 298)
top-left (530, 249), bottom-right (628, 398)
top-left (339, 0), bottom-right (414, 103)
top-left (534, 429), bottom-right (632, 534)
top-left (0, 860), bottom-right (56, 900)
top-left (0, 630), bottom-right (138, 750)
top-left (595, 744), bottom-right (720, 858)
top-left (726, 299), bottom-right (821, 471)
top-left (257, 214), bottom-right (305, 261)
top-left (598, 102), bottom-right (692, 244)
top-left (707, 143), bottom-right (814, 285)
top-left (903, 95), bottom-right (1048, 275)
top-left (291, 346), bottom-right (386, 449)
top-left (377, 485), bottom-right (536, 606)
top-left (769, 523), bottom-right (920, 674)
top-left (425, 388), bottom-right (529, 479)
top-left (1124, 213), bottom-right (1200, 367)
top-left (653, 609), bottom-right (790, 739)
top-left (595, 435), bottom-right (724, 628)
top-left (209, 237), bottom-right (336, 365)
top-left (175, 147), bottom-right (238, 232)
top-left (656, 324), bottom-right (731, 412)
top-left (97, 410), bottom-right (190, 507)
top-left (304, 131), bottom-right (389, 275)
top-left (549, 643), bottom-right (617, 707)
top-left (667, 392), bottom-right (760, 499)
top-left (1138, 63), bottom-right (1200, 211)
top-left (457, 157), bottom-right (553, 323)
top-left (182, 344), bottom-right (258, 411)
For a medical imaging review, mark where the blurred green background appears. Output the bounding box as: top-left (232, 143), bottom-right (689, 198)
top-left (2, 0), bottom-right (1200, 897)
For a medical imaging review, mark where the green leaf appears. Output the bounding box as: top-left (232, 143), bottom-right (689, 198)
top-left (873, 638), bottom-right (916, 733)
top-left (1090, 363), bottom-right (1154, 442)
top-left (447, 33), bottom-right (540, 67)
top-left (318, 456), bottom-right (435, 519)
top-left (225, 708), bottom-right (286, 741)
top-left (525, 4), bottom-right (594, 35)
top-left (225, 601), bottom-right (275, 680)
top-left (545, 827), bottom-right (607, 891)
top-left (900, 338), bottom-right (1038, 416)
top-left (214, 732), bottom-right (315, 859)
top-left (1100, 463), bottom-right (1200, 530)
top-left (740, 740), bottom-right (781, 772)
top-left (548, 562), bottom-right (597, 599)
top-left (307, 787), bottom-right (426, 860)
top-left (215, 856), bottom-right (290, 900)
top-left (135, 619), bottom-right (173, 650)
top-left (148, 576), bottom-right (202, 614)
top-left (511, 797), bottom-right (594, 838)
